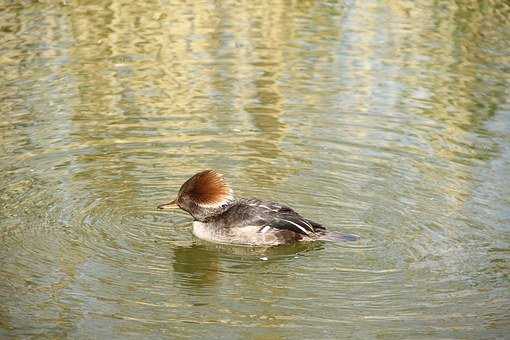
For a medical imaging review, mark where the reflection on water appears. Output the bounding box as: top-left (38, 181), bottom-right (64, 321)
top-left (1, 0), bottom-right (509, 338)
top-left (172, 242), bottom-right (325, 293)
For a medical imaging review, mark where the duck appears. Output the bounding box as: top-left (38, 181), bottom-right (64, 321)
top-left (157, 170), bottom-right (358, 246)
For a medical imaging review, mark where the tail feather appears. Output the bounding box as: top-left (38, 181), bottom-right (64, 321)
top-left (318, 231), bottom-right (360, 242)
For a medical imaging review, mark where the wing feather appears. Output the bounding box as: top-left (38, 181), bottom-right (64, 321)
top-left (269, 216), bottom-right (322, 236)
top-left (237, 198), bottom-right (325, 237)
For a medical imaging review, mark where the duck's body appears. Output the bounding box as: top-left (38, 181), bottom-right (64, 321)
top-left (190, 198), bottom-right (325, 245)
top-left (158, 170), bottom-right (357, 246)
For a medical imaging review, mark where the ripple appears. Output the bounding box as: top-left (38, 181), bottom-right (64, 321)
top-left (1, 0), bottom-right (509, 338)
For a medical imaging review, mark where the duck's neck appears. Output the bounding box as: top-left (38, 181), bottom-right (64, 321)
top-left (190, 199), bottom-right (235, 222)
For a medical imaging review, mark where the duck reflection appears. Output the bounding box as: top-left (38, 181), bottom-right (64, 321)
top-left (172, 241), bottom-right (324, 293)
top-left (172, 243), bottom-right (221, 291)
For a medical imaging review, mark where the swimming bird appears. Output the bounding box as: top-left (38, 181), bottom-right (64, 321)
top-left (158, 170), bottom-right (358, 246)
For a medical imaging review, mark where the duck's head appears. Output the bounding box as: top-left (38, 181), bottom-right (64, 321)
top-left (157, 170), bottom-right (234, 221)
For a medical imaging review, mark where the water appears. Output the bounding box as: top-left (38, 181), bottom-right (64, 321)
top-left (1, 0), bottom-right (509, 338)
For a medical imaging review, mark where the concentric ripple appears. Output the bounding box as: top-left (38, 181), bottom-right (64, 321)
top-left (1, 0), bottom-right (509, 338)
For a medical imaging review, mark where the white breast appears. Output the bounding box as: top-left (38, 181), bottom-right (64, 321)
top-left (191, 221), bottom-right (219, 242)
top-left (191, 221), bottom-right (283, 245)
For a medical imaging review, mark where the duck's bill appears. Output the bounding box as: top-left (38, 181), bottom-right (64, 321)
top-left (157, 199), bottom-right (178, 210)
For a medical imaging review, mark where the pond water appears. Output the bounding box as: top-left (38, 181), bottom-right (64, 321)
top-left (1, 0), bottom-right (509, 338)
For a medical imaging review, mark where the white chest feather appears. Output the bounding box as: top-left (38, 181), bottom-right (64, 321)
top-left (191, 221), bottom-right (220, 242)
top-left (191, 221), bottom-right (284, 245)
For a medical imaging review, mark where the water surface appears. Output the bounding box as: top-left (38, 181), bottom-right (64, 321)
top-left (1, 0), bottom-right (509, 338)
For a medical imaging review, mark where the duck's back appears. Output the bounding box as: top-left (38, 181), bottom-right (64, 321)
top-left (191, 198), bottom-right (326, 245)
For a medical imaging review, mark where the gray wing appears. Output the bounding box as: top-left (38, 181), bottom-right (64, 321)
top-left (267, 214), bottom-right (325, 236)
top-left (219, 199), bottom-right (325, 237)
top-left (245, 199), bottom-right (326, 237)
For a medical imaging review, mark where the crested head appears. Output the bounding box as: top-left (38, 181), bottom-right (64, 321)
top-left (178, 170), bottom-right (234, 209)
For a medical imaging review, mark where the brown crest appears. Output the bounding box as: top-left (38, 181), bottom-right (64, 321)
top-left (179, 170), bottom-right (233, 207)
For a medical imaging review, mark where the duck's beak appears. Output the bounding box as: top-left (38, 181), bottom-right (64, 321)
top-left (157, 199), bottom-right (179, 210)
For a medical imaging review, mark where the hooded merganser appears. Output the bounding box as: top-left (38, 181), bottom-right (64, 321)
top-left (157, 170), bottom-right (359, 246)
